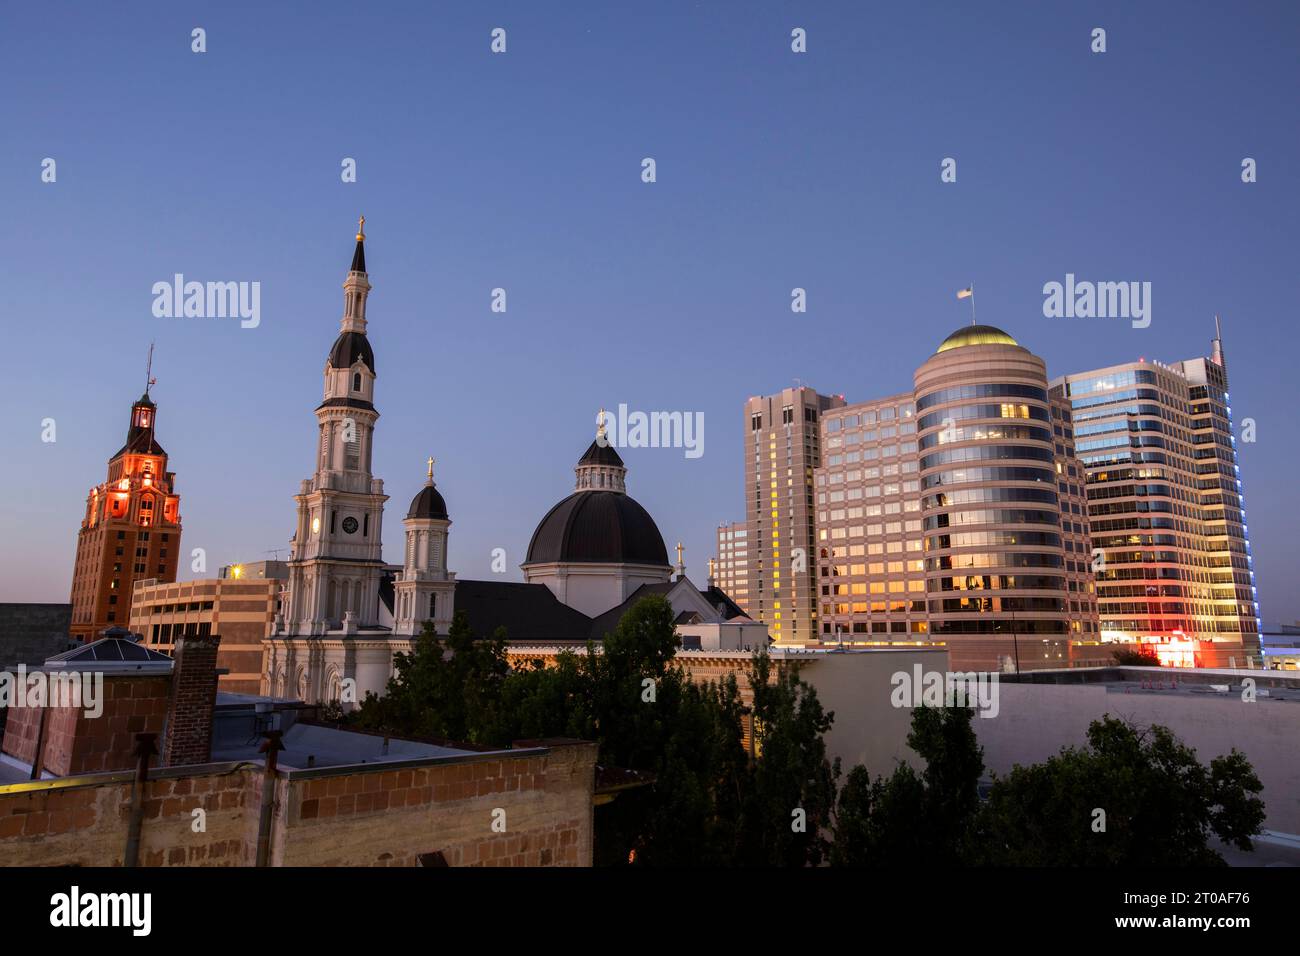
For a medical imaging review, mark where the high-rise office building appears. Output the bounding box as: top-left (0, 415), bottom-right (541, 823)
top-left (814, 326), bottom-right (1096, 671)
top-left (743, 387), bottom-right (846, 643)
top-left (68, 387), bottom-right (182, 641)
top-left (713, 521), bottom-right (751, 614)
top-left (1051, 321), bottom-right (1261, 666)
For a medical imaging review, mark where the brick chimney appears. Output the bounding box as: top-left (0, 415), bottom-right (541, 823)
top-left (161, 634), bottom-right (222, 766)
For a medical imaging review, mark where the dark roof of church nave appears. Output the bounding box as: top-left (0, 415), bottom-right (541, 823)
top-left (450, 578), bottom-right (752, 645)
top-left (453, 580), bottom-right (595, 644)
top-left (586, 582), bottom-right (749, 641)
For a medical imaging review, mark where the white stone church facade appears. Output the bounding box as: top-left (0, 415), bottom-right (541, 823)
top-left (262, 223), bottom-right (754, 706)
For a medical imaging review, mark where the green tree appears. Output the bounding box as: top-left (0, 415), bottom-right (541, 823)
top-left (347, 595), bottom-right (847, 867)
top-left (830, 705), bottom-right (983, 866)
top-left (1111, 645), bottom-right (1161, 667)
top-left (351, 611), bottom-right (509, 744)
top-left (735, 652), bottom-right (840, 867)
top-left (971, 715), bottom-right (1265, 866)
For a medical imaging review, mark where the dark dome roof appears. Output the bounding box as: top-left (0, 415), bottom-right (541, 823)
top-left (328, 330), bottom-right (375, 372)
top-left (578, 438), bottom-right (624, 468)
top-left (525, 491), bottom-right (669, 566)
top-left (936, 324), bottom-right (1019, 353)
top-left (407, 483), bottom-right (448, 520)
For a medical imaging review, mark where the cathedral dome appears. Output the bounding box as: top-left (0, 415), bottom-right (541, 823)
top-left (407, 482), bottom-right (448, 520)
top-left (525, 491), bottom-right (669, 566)
top-left (328, 330), bottom-right (375, 372)
top-left (935, 324), bottom-right (1019, 354)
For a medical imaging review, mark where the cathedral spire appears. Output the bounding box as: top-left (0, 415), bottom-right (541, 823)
top-left (339, 218), bottom-right (372, 337)
top-left (350, 215), bottom-right (366, 274)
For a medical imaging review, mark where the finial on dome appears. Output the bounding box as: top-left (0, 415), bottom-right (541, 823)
top-left (597, 407), bottom-right (607, 440)
top-left (356, 215), bottom-right (366, 241)
top-left (426, 455), bottom-right (435, 481)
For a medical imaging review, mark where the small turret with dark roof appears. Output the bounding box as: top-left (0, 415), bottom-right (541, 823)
top-left (524, 415), bottom-right (670, 569)
top-left (328, 215), bottom-right (375, 372)
top-left (115, 389), bottom-right (166, 458)
top-left (574, 409), bottom-right (627, 493)
top-left (407, 457), bottom-right (449, 520)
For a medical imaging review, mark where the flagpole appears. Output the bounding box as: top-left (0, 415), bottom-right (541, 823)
top-left (956, 284), bottom-right (976, 323)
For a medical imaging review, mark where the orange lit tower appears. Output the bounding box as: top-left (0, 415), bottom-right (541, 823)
top-left (69, 382), bottom-right (182, 641)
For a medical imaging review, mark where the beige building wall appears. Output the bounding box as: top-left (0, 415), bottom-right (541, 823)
top-left (674, 646), bottom-right (949, 777)
top-left (130, 578), bottom-right (279, 694)
top-left (743, 387), bottom-right (846, 644)
top-left (976, 672), bottom-right (1300, 834)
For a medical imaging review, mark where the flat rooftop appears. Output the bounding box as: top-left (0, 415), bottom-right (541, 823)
top-left (1001, 666), bottom-right (1300, 703)
top-left (211, 695), bottom-right (488, 770)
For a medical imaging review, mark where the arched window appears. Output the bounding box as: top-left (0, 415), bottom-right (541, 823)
top-left (353, 372), bottom-right (361, 392)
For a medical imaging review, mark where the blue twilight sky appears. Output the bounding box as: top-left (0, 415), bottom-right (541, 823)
top-left (2, 2), bottom-right (1297, 622)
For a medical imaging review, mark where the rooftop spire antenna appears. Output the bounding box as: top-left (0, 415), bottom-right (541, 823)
top-left (145, 342), bottom-right (156, 395)
top-left (1211, 314), bottom-right (1226, 367)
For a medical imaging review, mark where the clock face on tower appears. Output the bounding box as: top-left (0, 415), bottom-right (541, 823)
top-left (342, 516), bottom-right (359, 535)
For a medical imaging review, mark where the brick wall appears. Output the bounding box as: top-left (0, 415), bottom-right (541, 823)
top-left (0, 739), bottom-right (597, 867)
top-left (0, 767), bottom-right (256, 867)
top-left (1, 674), bottom-right (171, 776)
top-left (273, 739), bottom-right (597, 866)
top-left (161, 635), bottom-right (221, 766)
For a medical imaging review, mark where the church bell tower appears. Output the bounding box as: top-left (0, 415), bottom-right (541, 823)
top-left (281, 218), bottom-right (389, 635)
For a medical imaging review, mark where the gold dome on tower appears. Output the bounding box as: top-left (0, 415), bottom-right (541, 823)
top-left (935, 324), bottom-right (1019, 353)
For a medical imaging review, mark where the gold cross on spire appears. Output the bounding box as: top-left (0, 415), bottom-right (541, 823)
top-left (426, 456), bottom-right (435, 480)
top-left (356, 215), bottom-right (366, 241)
top-left (597, 407), bottom-right (606, 438)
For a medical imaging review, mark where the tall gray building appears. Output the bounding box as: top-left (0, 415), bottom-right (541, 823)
top-left (1051, 320), bottom-right (1261, 666)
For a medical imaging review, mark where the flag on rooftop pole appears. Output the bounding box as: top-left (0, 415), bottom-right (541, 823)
top-left (957, 284), bottom-right (975, 323)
